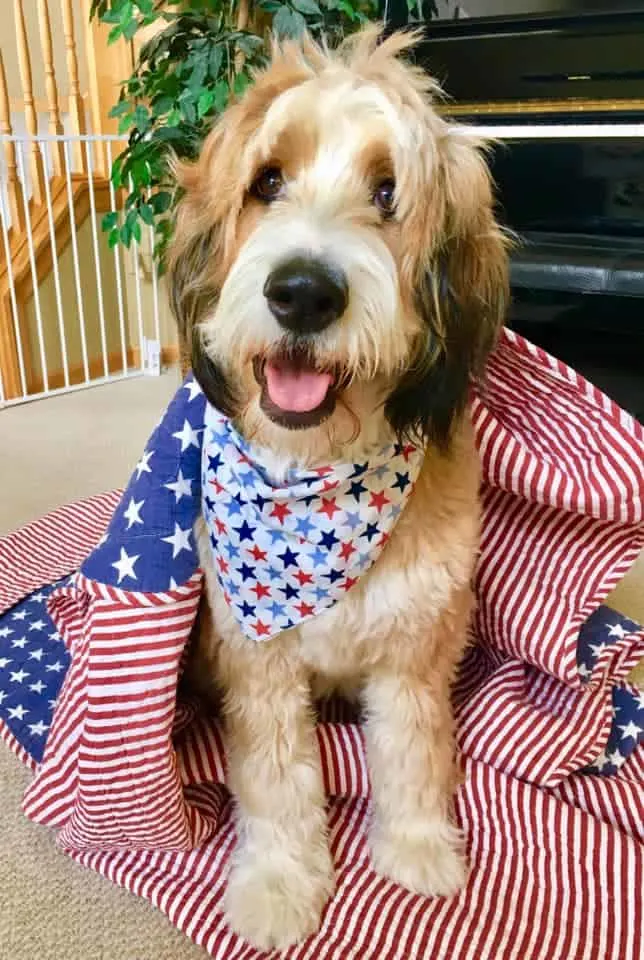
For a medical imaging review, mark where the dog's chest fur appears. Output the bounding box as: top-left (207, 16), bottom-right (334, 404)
top-left (194, 421), bottom-right (480, 687)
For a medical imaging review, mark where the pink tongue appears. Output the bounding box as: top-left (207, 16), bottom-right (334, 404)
top-left (265, 362), bottom-right (333, 413)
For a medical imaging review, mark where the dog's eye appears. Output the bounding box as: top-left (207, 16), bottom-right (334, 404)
top-left (251, 167), bottom-right (285, 202)
top-left (373, 179), bottom-right (396, 216)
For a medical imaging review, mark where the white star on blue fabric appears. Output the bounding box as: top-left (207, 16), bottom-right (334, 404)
top-left (184, 379), bottom-right (203, 402)
top-left (8, 704), bottom-right (28, 720)
top-left (28, 720), bottom-right (48, 737)
top-left (135, 449), bottom-right (154, 478)
top-left (111, 547), bottom-right (139, 583)
top-left (123, 497), bottom-right (145, 529)
top-left (173, 420), bottom-right (201, 452)
top-left (165, 470), bottom-right (192, 503)
top-left (161, 523), bottom-right (192, 559)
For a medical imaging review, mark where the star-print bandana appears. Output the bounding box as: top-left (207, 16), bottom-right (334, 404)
top-left (202, 403), bottom-right (424, 641)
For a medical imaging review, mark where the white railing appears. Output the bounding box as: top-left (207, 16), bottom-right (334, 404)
top-left (0, 132), bottom-right (165, 408)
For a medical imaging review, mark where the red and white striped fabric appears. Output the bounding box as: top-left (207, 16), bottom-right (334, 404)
top-left (1, 329), bottom-right (643, 959)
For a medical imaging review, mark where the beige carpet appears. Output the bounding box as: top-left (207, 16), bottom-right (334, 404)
top-left (0, 372), bottom-right (642, 959)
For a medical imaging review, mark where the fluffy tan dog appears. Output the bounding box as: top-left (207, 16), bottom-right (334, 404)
top-left (168, 25), bottom-right (509, 950)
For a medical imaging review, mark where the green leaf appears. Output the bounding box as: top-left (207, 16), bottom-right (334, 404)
top-left (337, 0), bottom-right (358, 18)
top-left (100, 10), bottom-right (121, 25)
top-left (292, 0), bottom-right (322, 15)
top-left (209, 45), bottom-right (224, 78)
top-left (131, 218), bottom-right (142, 245)
top-left (120, 222), bottom-right (132, 247)
top-left (213, 80), bottom-right (229, 113)
top-left (236, 34), bottom-right (265, 56)
top-left (102, 211), bottom-right (118, 231)
top-left (167, 108), bottom-right (181, 126)
top-left (130, 156), bottom-right (152, 188)
top-left (290, 10), bottom-right (307, 34)
top-left (150, 191), bottom-right (172, 214)
top-left (109, 99), bottom-right (132, 118)
top-left (118, 113), bottom-right (133, 134)
top-left (188, 57), bottom-right (208, 91)
top-left (123, 18), bottom-right (139, 41)
top-left (197, 88), bottom-right (215, 117)
top-left (152, 94), bottom-right (174, 117)
top-left (156, 217), bottom-right (174, 237)
top-left (132, 104), bottom-right (150, 131)
top-left (273, 6), bottom-right (293, 35)
top-left (140, 202), bottom-right (155, 226)
top-left (119, 1), bottom-right (134, 27)
top-left (233, 72), bottom-right (250, 98)
top-left (180, 97), bottom-right (197, 124)
top-left (271, 6), bottom-right (307, 36)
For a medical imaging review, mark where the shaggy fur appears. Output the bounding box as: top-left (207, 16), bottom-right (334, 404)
top-left (169, 26), bottom-right (509, 950)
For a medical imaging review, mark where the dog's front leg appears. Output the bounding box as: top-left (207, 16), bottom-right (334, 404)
top-left (364, 606), bottom-right (469, 898)
top-left (221, 633), bottom-right (334, 950)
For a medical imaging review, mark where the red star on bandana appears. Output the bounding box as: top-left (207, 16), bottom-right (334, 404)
top-left (339, 541), bottom-right (356, 561)
top-left (368, 491), bottom-right (390, 512)
top-left (294, 600), bottom-right (315, 618)
top-left (251, 582), bottom-right (271, 600)
top-left (249, 544), bottom-right (267, 562)
top-left (318, 497), bottom-right (341, 520)
top-left (253, 619), bottom-right (271, 637)
top-left (294, 570), bottom-right (314, 587)
top-left (341, 576), bottom-right (359, 592)
top-left (270, 502), bottom-right (291, 524)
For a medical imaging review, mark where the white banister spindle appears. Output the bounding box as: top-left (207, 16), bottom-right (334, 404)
top-left (13, 0), bottom-right (45, 206)
top-left (37, 0), bottom-right (65, 176)
top-left (61, 0), bottom-right (86, 172)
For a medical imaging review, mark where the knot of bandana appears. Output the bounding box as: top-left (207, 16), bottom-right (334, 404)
top-left (202, 404), bottom-right (424, 641)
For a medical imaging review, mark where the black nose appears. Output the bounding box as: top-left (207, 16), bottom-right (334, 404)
top-left (263, 257), bottom-right (348, 334)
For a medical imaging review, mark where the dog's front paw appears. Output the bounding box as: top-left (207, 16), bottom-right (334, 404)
top-left (371, 818), bottom-right (467, 899)
top-left (225, 843), bottom-right (335, 951)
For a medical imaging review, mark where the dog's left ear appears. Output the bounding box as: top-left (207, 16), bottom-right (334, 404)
top-left (385, 127), bottom-right (510, 451)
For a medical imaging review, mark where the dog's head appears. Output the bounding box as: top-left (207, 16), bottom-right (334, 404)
top-left (169, 26), bottom-right (509, 463)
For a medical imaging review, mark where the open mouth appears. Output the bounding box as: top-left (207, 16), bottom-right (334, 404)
top-left (253, 345), bottom-right (338, 429)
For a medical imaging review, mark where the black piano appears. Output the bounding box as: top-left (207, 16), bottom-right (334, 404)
top-left (395, 3), bottom-right (644, 421)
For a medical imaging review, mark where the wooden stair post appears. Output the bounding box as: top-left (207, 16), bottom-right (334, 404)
top-left (0, 49), bottom-right (25, 233)
top-left (81, 0), bottom-right (134, 177)
top-left (37, 0), bottom-right (65, 177)
top-left (61, 0), bottom-right (87, 172)
top-left (13, 0), bottom-right (46, 208)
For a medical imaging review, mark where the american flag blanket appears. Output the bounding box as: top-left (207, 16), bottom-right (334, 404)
top-left (1, 329), bottom-right (643, 959)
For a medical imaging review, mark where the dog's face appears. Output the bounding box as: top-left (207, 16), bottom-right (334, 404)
top-left (169, 27), bottom-right (509, 463)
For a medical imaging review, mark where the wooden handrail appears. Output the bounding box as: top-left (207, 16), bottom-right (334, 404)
top-left (13, 0), bottom-right (45, 208)
top-left (0, 49), bottom-right (25, 232)
top-left (37, 0), bottom-right (65, 176)
top-left (61, 0), bottom-right (87, 172)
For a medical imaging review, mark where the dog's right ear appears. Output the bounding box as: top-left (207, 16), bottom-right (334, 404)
top-left (167, 133), bottom-right (238, 415)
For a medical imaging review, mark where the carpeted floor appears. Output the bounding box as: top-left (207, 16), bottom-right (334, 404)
top-left (0, 371), bottom-right (642, 960)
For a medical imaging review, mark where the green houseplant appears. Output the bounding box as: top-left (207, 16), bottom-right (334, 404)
top-left (90, 0), bottom-right (386, 266)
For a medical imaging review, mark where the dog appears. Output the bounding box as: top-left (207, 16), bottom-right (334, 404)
top-left (168, 25), bottom-right (509, 950)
